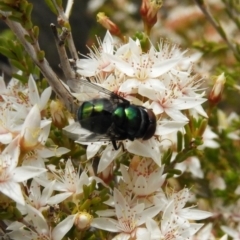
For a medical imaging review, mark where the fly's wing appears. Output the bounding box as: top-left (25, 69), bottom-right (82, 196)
top-left (63, 122), bottom-right (126, 143)
top-left (67, 79), bottom-right (129, 106)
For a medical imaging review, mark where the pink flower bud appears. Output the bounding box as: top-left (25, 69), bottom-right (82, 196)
top-left (208, 73), bottom-right (225, 105)
top-left (97, 12), bottom-right (121, 37)
top-left (140, 0), bottom-right (162, 33)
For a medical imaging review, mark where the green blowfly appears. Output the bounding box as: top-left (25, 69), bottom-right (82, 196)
top-left (67, 79), bottom-right (157, 150)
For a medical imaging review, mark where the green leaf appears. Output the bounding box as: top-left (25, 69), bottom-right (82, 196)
top-left (10, 59), bottom-right (26, 72)
top-left (44, 0), bottom-right (58, 15)
top-left (10, 41), bottom-right (24, 60)
top-left (8, 15), bottom-right (23, 24)
top-left (37, 50), bottom-right (45, 62)
top-left (162, 149), bottom-right (172, 165)
top-left (55, 0), bottom-right (62, 7)
top-left (0, 46), bottom-right (16, 59)
top-left (167, 168), bottom-right (182, 176)
top-left (33, 25), bottom-right (39, 39)
top-left (177, 131), bottom-right (183, 152)
top-left (0, 3), bottom-right (19, 13)
top-left (25, 2), bottom-right (33, 19)
top-left (79, 199), bottom-right (91, 211)
top-left (12, 73), bottom-right (28, 84)
top-left (23, 19), bottom-right (33, 30)
top-left (24, 34), bottom-right (34, 44)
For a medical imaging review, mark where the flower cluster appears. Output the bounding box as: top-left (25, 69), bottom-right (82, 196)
top-left (65, 31), bottom-right (207, 173)
top-left (0, 32), bottom-right (223, 240)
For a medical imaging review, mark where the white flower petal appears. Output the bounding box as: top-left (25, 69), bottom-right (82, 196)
top-left (151, 101), bottom-right (164, 115)
top-left (0, 133), bottom-right (13, 144)
top-left (102, 31), bottom-right (114, 53)
top-left (180, 209), bottom-right (212, 220)
top-left (48, 192), bottom-right (74, 205)
top-left (172, 97), bottom-right (207, 110)
top-left (119, 79), bottom-right (139, 92)
top-left (151, 57), bottom-right (182, 77)
top-left (221, 226), bottom-right (238, 238)
top-left (12, 166), bottom-right (46, 182)
top-left (26, 204), bottom-right (49, 233)
top-left (107, 54), bottom-right (135, 77)
top-left (0, 181), bottom-right (25, 205)
top-left (194, 105), bottom-right (208, 118)
top-left (91, 218), bottom-right (119, 232)
top-left (165, 108), bottom-right (189, 121)
top-left (86, 143), bottom-right (102, 159)
top-left (20, 104), bottom-right (41, 148)
top-left (98, 145), bottom-right (121, 173)
top-left (156, 121), bottom-right (187, 135)
top-left (28, 75), bottom-right (40, 105)
top-left (40, 86), bottom-right (52, 110)
top-left (52, 215), bottom-right (77, 240)
top-left (126, 139), bottom-right (161, 167)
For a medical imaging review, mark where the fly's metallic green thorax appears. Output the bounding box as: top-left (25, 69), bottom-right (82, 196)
top-left (68, 79), bottom-right (156, 150)
top-left (78, 98), bottom-right (113, 135)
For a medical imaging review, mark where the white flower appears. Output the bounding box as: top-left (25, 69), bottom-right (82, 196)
top-left (0, 137), bottom-right (46, 205)
top-left (36, 159), bottom-right (107, 198)
top-left (0, 75), bottom-right (52, 145)
top-left (19, 104), bottom-right (69, 166)
top-left (192, 223), bottom-right (228, 240)
top-left (139, 84), bottom-right (206, 122)
top-left (76, 31), bottom-right (115, 77)
top-left (157, 192), bottom-right (210, 239)
top-left (168, 188), bottom-right (212, 225)
top-left (0, 107), bottom-right (22, 144)
top-left (108, 38), bottom-right (186, 93)
top-left (175, 156), bottom-right (204, 178)
top-left (66, 31), bottom-right (206, 172)
top-left (28, 75), bottom-right (52, 111)
top-left (200, 126), bottom-right (219, 149)
top-left (208, 173), bottom-right (226, 190)
top-left (24, 179), bottom-right (71, 211)
top-left (19, 104), bottom-right (42, 150)
top-left (1, 74), bottom-right (51, 120)
top-left (91, 188), bottom-right (163, 239)
top-left (221, 224), bottom-right (240, 239)
top-left (0, 73), bottom-right (26, 101)
top-left (119, 157), bottom-right (167, 207)
top-left (7, 204), bottom-right (70, 240)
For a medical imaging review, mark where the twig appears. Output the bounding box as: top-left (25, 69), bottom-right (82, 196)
top-left (4, 18), bottom-right (79, 114)
top-left (52, 0), bottom-right (79, 61)
top-left (50, 24), bottom-right (76, 80)
top-left (194, 0), bottom-right (238, 57)
top-left (67, 31), bottom-right (79, 61)
top-left (223, 0), bottom-right (240, 30)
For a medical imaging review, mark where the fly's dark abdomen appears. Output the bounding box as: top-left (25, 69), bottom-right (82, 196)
top-left (112, 105), bottom-right (156, 141)
top-left (77, 98), bottom-right (113, 134)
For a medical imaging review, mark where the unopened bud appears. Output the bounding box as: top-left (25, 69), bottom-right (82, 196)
top-left (208, 73), bottom-right (226, 105)
top-left (97, 12), bottom-right (121, 37)
top-left (20, 105), bottom-right (41, 151)
top-left (140, 0), bottom-right (163, 34)
top-left (50, 100), bottom-right (68, 128)
top-left (74, 212), bottom-right (93, 230)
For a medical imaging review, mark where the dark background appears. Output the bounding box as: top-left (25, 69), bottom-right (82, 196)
top-left (0, 0), bottom-right (94, 78)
